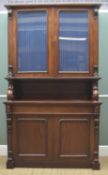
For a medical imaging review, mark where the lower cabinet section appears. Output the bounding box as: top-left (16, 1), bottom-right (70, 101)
top-left (6, 101), bottom-right (100, 169)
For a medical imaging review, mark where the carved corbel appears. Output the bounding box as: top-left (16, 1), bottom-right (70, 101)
top-left (92, 81), bottom-right (99, 101)
top-left (7, 81), bottom-right (14, 100)
top-left (7, 65), bottom-right (14, 100)
top-left (92, 65), bottom-right (100, 101)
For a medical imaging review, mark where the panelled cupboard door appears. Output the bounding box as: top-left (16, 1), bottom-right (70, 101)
top-left (54, 114), bottom-right (94, 162)
top-left (13, 114), bottom-right (54, 162)
top-left (10, 7), bottom-right (98, 77)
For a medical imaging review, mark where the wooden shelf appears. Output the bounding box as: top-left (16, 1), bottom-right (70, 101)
top-left (4, 100), bottom-right (102, 105)
top-left (6, 76), bottom-right (101, 81)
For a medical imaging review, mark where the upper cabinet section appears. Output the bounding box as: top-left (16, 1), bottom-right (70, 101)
top-left (7, 4), bottom-right (100, 78)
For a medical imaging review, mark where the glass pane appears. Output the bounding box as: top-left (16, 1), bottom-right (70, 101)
top-left (17, 11), bottom-right (47, 72)
top-left (59, 11), bottom-right (89, 72)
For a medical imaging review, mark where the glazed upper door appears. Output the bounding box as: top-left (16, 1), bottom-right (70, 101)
top-left (9, 7), bottom-right (98, 77)
top-left (12, 9), bottom-right (50, 77)
top-left (17, 11), bottom-right (48, 73)
top-left (59, 11), bottom-right (89, 72)
top-left (56, 8), bottom-right (98, 77)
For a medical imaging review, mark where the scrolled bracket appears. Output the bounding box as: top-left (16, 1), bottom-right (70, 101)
top-left (7, 81), bottom-right (14, 100)
top-left (7, 65), bottom-right (14, 100)
top-left (92, 81), bottom-right (99, 101)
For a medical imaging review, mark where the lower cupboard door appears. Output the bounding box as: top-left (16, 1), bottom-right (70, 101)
top-left (13, 114), bottom-right (52, 162)
top-left (55, 114), bottom-right (94, 163)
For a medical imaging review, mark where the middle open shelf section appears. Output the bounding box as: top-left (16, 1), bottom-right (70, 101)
top-left (12, 78), bottom-right (94, 100)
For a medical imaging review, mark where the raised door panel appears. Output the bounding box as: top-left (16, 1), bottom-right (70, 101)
top-left (13, 115), bottom-right (51, 161)
top-left (55, 115), bottom-right (94, 161)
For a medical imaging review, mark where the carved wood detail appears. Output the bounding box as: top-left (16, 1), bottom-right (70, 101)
top-left (91, 106), bottom-right (100, 170)
top-left (92, 81), bottom-right (99, 101)
top-left (7, 65), bottom-right (14, 100)
top-left (7, 81), bottom-right (14, 100)
top-left (7, 150), bottom-right (15, 169)
top-left (92, 66), bottom-right (99, 101)
top-left (7, 110), bottom-right (15, 168)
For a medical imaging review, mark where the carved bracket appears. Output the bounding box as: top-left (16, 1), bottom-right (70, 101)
top-left (7, 65), bottom-right (14, 100)
top-left (92, 81), bottom-right (99, 101)
top-left (7, 81), bottom-right (14, 100)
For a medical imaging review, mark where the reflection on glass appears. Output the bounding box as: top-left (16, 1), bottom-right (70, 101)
top-left (59, 11), bottom-right (89, 72)
top-left (17, 11), bottom-right (47, 72)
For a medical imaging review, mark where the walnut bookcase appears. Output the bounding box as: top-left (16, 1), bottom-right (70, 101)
top-left (5, 3), bottom-right (101, 169)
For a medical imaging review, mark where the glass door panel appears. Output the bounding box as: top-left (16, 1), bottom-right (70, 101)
top-left (59, 11), bottom-right (89, 72)
top-left (17, 11), bottom-right (48, 72)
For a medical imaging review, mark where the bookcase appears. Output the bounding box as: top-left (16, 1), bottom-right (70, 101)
top-left (5, 3), bottom-right (101, 169)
